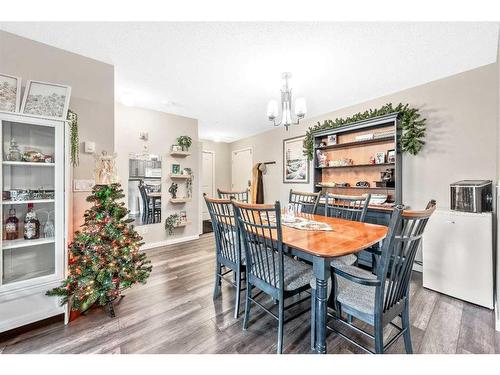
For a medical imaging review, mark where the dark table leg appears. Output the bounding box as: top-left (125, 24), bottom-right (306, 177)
top-left (313, 257), bottom-right (330, 354)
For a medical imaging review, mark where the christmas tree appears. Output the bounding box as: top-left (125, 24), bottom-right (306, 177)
top-left (47, 183), bottom-right (152, 316)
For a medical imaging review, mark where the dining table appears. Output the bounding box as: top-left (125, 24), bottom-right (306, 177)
top-left (280, 212), bottom-right (389, 354)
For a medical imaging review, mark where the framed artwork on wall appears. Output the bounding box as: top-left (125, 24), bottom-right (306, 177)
top-left (21, 80), bottom-right (71, 119)
top-left (283, 135), bottom-right (309, 184)
top-left (0, 73), bottom-right (22, 112)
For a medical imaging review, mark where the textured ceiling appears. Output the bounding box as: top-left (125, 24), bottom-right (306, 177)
top-left (1, 22), bottom-right (498, 141)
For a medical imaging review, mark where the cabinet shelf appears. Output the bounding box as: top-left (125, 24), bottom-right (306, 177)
top-left (2, 161), bottom-right (55, 167)
top-left (170, 151), bottom-right (191, 157)
top-left (315, 136), bottom-right (394, 151)
top-left (3, 237), bottom-right (55, 250)
top-left (316, 184), bottom-right (395, 191)
top-left (316, 162), bottom-right (394, 170)
top-left (2, 199), bottom-right (55, 205)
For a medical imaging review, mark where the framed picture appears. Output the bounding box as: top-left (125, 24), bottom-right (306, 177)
top-left (171, 163), bottom-right (181, 175)
top-left (21, 80), bottom-right (71, 119)
top-left (0, 73), bottom-right (22, 112)
top-left (387, 149), bottom-right (396, 164)
top-left (283, 135), bottom-right (309, 184)
top-left (171, 145), bottom-right (182, 152)
top-left (327, 134), bottom-right (337, 145)
top-left (179, 210), bottom-right (187, 222)
top-left (375, 151), bottom-right (386, 164)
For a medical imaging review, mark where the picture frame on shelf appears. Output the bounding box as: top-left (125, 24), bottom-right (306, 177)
top-left (0, 73), bottom-right (22, 112)
top-left (21, 80), bottom-right (71, 119)
top-left (283, 135), bottom-right (309, 184)
top-left (387, 149), bottom-right (396, 164)
top-left (171, 144), bottom-right (182, 152)
top-left (171, 163), bottom-right (181, 175)
top-left (327, 134), bottom-right (337, 146)
top-left (179, 210), bottom-right (187, 223)
top-left (375, 151), bottom-right (386, 164)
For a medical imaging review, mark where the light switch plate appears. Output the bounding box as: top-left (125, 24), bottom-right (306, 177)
top-left (73, 179), bottom-right (95, 192)
top-left (84, 141), bottom-right (96, 153)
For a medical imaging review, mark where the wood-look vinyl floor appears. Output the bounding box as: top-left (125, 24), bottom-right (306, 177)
top-left (1, 234), bottom-right (499, 354)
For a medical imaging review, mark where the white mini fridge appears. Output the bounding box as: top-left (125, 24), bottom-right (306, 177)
top-left (423, 210), bottom-right (494, 309)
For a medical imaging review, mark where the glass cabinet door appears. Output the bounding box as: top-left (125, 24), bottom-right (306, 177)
top-left (1, 119), bottom-right (61, 286)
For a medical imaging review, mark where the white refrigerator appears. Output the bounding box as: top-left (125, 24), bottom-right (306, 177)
top-left (423, 210), bottom-right (494, 309)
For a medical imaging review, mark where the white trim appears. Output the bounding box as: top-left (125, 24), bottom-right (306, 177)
top-left (495, 297), bottom-right (500, 331)
top-left (140, 234), bottom-right (200, 251)
top-left (201, 149), bottom-right (216, 233)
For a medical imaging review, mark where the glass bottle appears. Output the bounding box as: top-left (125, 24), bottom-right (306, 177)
top-left (5, 207), bottom-right (19, 240)
top-left (6, 138), bottom-right (22, 161)
top-left (24, 203), bottom-right (40, 240)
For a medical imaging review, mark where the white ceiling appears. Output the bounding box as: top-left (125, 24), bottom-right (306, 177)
top-left (1, 22), bottom-right (498, 142)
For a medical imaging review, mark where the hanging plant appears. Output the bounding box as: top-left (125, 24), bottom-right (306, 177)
top-left (183, 168), bottom-right (194, 198)
top-left (67, 109), bottom-right (80, 167)
top-left (303, 103), bottom-right (426, 161)
top-left (164, 213), bottom-right (181, 235)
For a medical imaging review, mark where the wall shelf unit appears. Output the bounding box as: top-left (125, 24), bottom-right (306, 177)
top-left (0, 111), bottom-right (69, 333)
top-left (169, 198), bottom-right (191, 204)
top-left (169, 174), bottom-right (189, 179)
top-left (169, 151), bottom-right (191, 157)
top-left (312, 112), bottom-right (402, 206)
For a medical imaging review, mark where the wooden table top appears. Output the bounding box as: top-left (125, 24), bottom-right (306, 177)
top-left (281, 213), bottom-right (388, 258)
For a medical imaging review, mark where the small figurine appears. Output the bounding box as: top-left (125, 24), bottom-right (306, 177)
top-left (168, 182), bottom-right (178, 199)
top-left (316, 150), bottom-right (327, 168)
top-left (94, 151), bottom-right (118, 185)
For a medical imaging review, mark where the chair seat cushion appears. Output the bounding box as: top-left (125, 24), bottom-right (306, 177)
top-left (334, 264), bottom-right (378, 315)
top-left (330, 254), bottom-right (357, 267)
top-left (249, 248), bottom-right (313, 291)
top-left (282, 255), bottom-right (313, 291)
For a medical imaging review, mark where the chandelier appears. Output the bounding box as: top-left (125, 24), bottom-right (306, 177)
top-left (266, 72), bottom-right (307, 130)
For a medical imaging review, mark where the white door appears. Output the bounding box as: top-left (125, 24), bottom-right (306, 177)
top-left (232, 148), bottom-right (253, 192)
top-left (201, 151), bottom-right (215, 221)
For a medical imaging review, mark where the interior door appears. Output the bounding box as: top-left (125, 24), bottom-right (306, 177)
top-left (231, 148), bottom-right (253, 192)
top-left (201, 151), bottom-right (214, 221)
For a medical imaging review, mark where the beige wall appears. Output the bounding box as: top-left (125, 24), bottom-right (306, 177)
top-left (200, 139), bottom-right (231, 193)
top-left (115, 104), bottom-right (199, 247)
top-left (0, 30), bottom-right (115, 230)
top-left (230, 64), bottom-right (498, 211)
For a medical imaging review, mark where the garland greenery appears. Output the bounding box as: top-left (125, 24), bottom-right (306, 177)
top-left (303, 103), bottom-right (426, 161)
top-left (164, 213), bottom-right (181, 235)
top-left (67, 109), bottom-right (79, 167)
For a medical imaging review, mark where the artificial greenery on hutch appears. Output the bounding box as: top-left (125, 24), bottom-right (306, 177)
top-left (47, 184), bottom-right (152, 317)
top-left (67, 109), bottom-right (79, 167)
top-left (303, 103), bottom-right (426, 160)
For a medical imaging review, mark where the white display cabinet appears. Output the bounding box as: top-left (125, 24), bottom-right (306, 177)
top-left (0, 111), bottom-right (69, 333)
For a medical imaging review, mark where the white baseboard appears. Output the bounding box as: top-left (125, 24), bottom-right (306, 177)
top-left (140, 234), bottom-right (200, 250)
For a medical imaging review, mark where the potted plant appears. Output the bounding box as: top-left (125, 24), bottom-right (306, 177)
top-left (177, 136), bottom-right (192, 152)
top-left (165, 213), bottom-right (181, 235)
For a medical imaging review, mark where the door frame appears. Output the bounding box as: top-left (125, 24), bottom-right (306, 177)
top-left (231, 146), bottom-right (253, 190)
top-left (200, 149), bottom-right (216, 234)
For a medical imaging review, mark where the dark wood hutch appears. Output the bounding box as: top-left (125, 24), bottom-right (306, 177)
top-left (311, 112), bottom-right (402, 266)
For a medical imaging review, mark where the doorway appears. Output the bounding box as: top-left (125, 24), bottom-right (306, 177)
top-left (231, 147), bottom-right (253, 193)
top-left (201, 150), bottom-right (215, 233)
